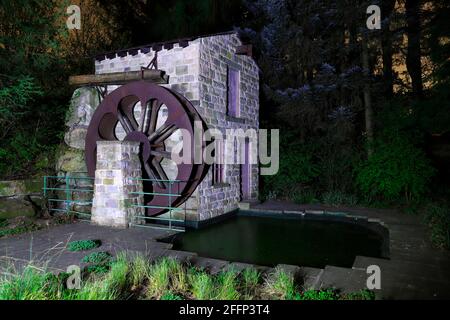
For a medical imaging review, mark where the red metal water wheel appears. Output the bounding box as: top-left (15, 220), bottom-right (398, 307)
top-left (85, 81), bottom-right (209, 217)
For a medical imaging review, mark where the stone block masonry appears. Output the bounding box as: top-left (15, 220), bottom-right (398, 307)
top-left (59, 31), bottom-right (261, 223)
top-left (91, 141), bottom-right (145, 228)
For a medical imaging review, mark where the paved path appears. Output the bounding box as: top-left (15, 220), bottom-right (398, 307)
top-left (1, 202), bottom-right (449, 299)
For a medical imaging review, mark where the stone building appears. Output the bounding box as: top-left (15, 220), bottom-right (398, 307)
top-left (60, 31), bottom-right (260, 225)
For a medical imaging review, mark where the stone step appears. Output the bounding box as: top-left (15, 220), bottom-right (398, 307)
top-left (161, 250), bottom-right (198, 264)
top-left (189, 256), bottom-right (230, 275)
top-left (318, 265), bottom-right (367, 294)
top-left (298, 267), bottom-right (324, 290)
top-left (223, 262), bottom-right (271, 275)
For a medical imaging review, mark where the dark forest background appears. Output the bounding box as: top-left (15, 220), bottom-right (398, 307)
top-left (0, 0), bottom-right (449, 246)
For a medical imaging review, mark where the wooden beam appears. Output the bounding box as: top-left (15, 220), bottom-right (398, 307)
top-left (68, 69), bottom-right (169, 86)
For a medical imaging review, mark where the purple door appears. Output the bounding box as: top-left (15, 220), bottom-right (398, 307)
top-left (241, 140), bottom-right (251, 200)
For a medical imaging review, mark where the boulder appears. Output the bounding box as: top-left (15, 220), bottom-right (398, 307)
top-left (56, 147), bottom-right (87, 174)
top-left (0, 179), bottom-right (41, 197)
top-left (0, 196), bottom-right (35, 219)
top-left (64, 126), bottom-right (88, 150)
top-left (66, 87), bottom-right (100, 128)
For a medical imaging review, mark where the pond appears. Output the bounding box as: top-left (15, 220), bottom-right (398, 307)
top-left (163, 213), bottom-right (386, 268)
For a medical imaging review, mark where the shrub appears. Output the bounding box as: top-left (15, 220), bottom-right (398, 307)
top-left (67, 240), bottom-right (101, 252)
top-left (423, 203), bottom-right (450, 249)
top-left (293, 189), bottom-right (318, 204)
top-left (321, 190), bottom-right (358, 207)
top-left (356, 134), bottom-right (435, 203)
top-left (262, 142), bottom-right (319, 200)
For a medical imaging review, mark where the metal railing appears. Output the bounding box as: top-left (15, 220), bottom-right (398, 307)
top-left (43, 175), bottom-right (186, 231)
top-left (43, 174), bottom-right (94, 220)
top-left (129, 178), bottom-right (186, 232)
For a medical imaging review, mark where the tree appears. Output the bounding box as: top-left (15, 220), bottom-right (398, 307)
top-left (405, 0), bottom-right (423, 99)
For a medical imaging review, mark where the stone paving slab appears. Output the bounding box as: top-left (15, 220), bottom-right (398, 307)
top-left (223, 262), bottom-right (271, 275)
top-left (189, 256), bottom-right (230, 274)
top-left (0, 221), bottom-right (177, 272)
top-left (318, 266), bottom-right (367, 294)
top-left (298, 267), bottom-right (324, 290)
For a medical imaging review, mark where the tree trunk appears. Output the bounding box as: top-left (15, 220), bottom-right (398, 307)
top-left (381, 0), bottom-right (396, 97)
top-left (362, 33), bottom-right (374, 157)
top-left (406, 0), bottom-right (423, 98)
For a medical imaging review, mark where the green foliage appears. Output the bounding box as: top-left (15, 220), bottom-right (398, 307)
top-left (67, 240), bottom-right (101, 252)
top-left (293, 189), bottom-right (318, 204)
top-left (242, 268), bottom-right (261, 289)
top-left (160, 291), bottom-right (183, 300)
top-left (84, 264), bottom-right (109, 274)
top-left (262, 268), bottom-right (296, 300)
top-left (146, 257), bottom-right (181, 299)
top-left (188, 269), bottom-right (215, 300)
top-left (0, 219), bottom-right (41, 238)
top-left (295, 289), bottom-right (338, 300)
top-left (0, 0), bottom-right (70, 178)
top-left (215, 270), bottom-right (240, 300)
top-left (341, 289), bottom-right (376, 300)
top-left (262, 137), bottom-right (319, 200)
top-left (423, 203), bottom-right (450, 249)
top-left (82, 252), bottom-right (112, 265)
top-left (130, 254), bottom-right (151, 287)
top-left (321, 191), bottom-right (358, 207)
top-left (0, 252), bottom-right (379, 300)
top-left (356, 134), bottom-right (435, 203)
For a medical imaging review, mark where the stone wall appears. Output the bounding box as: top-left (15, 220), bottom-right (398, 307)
top-left (91, 141), bottom-right (144, 228)
top-left (195, 34), bottom-right (260, 220)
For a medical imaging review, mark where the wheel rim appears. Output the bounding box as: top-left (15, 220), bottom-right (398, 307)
top-left (85, 81), bottom-right (209, 216)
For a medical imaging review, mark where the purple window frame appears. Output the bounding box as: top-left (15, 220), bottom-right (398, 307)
top-left (227, 67), bottom-right (240, 117)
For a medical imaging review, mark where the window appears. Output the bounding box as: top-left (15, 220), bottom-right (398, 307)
top-left (227, 67), bottom-right (240, 117)
top-left (212, 139), bottom-right (225, 185)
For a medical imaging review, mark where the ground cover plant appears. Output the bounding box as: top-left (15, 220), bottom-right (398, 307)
top-left (0, 253), bottom-right (376, 300)
top-left (67, 240), bottom-right (101, 252)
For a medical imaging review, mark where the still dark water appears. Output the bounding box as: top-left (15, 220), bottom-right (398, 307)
top-left (170, 215), bottom-right (384, 268)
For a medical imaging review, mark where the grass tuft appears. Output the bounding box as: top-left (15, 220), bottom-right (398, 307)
top-left (188, 269), bottom-right (215, 300)
top-left (262, 267), bottom-right (296, 300)
top-left (215, 269), bottom-right (240, 300)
